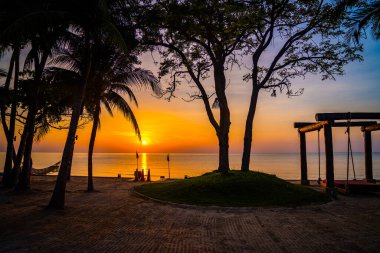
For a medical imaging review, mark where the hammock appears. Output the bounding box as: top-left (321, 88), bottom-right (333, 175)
top-left (31, 161), bottom-right (61, 176)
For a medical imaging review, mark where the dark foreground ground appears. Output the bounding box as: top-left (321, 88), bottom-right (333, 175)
top-left (0, 176), bottom-right (379, 253)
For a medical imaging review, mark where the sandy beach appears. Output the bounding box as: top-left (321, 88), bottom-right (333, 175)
top-left (1, 176), bottom-right (380, 253)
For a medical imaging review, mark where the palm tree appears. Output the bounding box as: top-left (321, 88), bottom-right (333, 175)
top-left (0, 46), bottom-right (20, 186)
top-left (48, 0), bottom-right (132, 209)
top-left (0, 0), bottom-right (70, 188)
top-left (86, 47), bottom-right (160, 192)
top-left (52, 40), bottom-right (160, 192)
top-left (350, 0), bottom-right (380, 42)
top-left (13, 68), bottom-right (76, 189)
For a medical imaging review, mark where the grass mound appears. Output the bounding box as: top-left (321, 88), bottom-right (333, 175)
top-left (135, 170), bottom-right (329, 207)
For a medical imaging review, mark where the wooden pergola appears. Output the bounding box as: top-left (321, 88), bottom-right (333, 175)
top-left (294, 112), bottom-right (380, 194)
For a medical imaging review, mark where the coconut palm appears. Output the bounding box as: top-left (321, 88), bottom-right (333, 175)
top-left (0, 0), bottom-right (71, 188)
top-left (0, 44), bottom-right (20, 186)
top-left (52, 40), bottom-right (160, 192)
top-left (48, 0), bottom-right (137, 208)
top-left (86, 58), bottom-right (160, 192)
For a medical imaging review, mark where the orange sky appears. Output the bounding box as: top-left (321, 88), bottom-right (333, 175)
top-left (1, 41), bottom-right (380, 154)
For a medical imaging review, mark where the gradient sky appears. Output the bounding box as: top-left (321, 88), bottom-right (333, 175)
top-left (1, 39), bottom-right (379, 154)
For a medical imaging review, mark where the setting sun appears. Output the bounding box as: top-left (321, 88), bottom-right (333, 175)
top-left (142, 140), bottom-right (148, 145)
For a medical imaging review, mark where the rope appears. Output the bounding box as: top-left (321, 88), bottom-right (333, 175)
top-left (317, 129), bottom-right (321, 183)
top-left (346, 120), bottom-right (350, 186)
top-left (345, 113), bottom-right (357, 192)
top-left (349, 132), bottom-right (356, 180)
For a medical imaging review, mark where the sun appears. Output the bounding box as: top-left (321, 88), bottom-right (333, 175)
top-left (142, 140), bottom-right (148, 145)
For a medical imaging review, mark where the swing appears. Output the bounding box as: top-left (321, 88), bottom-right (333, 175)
top-left (295, 112), bottom-right (380, 193)
top-left (317, 115), bottom-right (357, 192)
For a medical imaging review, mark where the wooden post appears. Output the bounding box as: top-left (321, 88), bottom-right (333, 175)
top-left (147, 169), bottom-right (151, 182)
top-left (364, 131), bottom-right (373, 181)
top-left (299, 132), bottom-right (309, 185)
top-left (324, 122), bottom-right (336, 197)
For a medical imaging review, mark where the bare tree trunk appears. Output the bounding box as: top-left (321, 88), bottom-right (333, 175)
top-left (3, 46), bottom-right (20, 186)
top-left (87, 102), bottom-right (100, 192)
top-left (48, 34), bottom-right (92, 209)
top-left (217, 129), bottom-right (230, 172)
top-left (241, 85), bottom-right (260, 171)
top-left (218, 98), bottom-right (230, 172)
top-left (214, 64), bottom-right (230, 172)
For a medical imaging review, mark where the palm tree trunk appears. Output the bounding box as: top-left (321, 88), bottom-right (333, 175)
top-left (15, 47), bottom-right (50, 190)
top-left (3, 46), bottom-right (20, 186)
top-left (0, 107), bottom-right (17, 164)
top-left (16, 103), bottom-right (37, 191)
top-left (241, 85), bottom-right (260, 171)
top-left (87, 102), bottom-right (100, 192)
top-left (10, 124), bottom-right (28, 186)
top-left (0, 51), bottom-right (15, 159)
top-left (48, 34), bottom-right (92, 209)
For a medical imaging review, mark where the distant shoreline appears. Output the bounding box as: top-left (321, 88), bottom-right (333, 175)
top-left (1, 151), bottom-right (379, 154)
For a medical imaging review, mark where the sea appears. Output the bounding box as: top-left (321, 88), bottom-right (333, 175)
top-left (0, 152), bottom-right (379, 181)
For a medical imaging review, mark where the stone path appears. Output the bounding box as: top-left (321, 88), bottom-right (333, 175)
top-left (1, 176), bottom-right (379, 253)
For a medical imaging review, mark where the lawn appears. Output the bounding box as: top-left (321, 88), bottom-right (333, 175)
top-left (135, 170), bottom-right (329, 207)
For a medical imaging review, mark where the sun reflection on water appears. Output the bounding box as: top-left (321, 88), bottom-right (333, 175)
top-left (141, 153), bottom-right (148, 174)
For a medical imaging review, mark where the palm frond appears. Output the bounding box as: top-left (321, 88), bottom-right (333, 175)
top-left (110, 83), bottom-right (138, 107)
top-left (97, 118), bottom-right (101, 130)
top-left (23, 47), bottom-right (37, 71)
top-left (99, 17), bottom-right (129, 53)
top-left (1, 10), bottom-right (67, 44)
top-left (102, 100), bottom-right (114, 117)
top-left (104, 91), bottom-right (141, 140)
top-left (113, 68), bottom-right (161, 96)
top-left (49, 54), bottom-right (82, 73)
top-left (35, 118), bottom-right (50, 142)
top-left (44, 67), bottom-right (81, 84)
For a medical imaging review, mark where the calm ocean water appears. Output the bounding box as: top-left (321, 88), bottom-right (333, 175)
top-left (0, 152), bottom-right (379, 180)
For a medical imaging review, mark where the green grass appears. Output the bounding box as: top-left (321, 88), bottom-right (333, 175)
top-left (135, 170), bottom-right (329, 207)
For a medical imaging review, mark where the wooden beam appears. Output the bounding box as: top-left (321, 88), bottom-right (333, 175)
top-left (294, 122), bottom-right (316, 128)
top-left (364, 131), bottom-right (373, 181)
top-left (361, 124), bottom-right (380, 132)
top-left (299, 132), bottom-right (309, 185)
top-left (295, 121), bottom-right (377, 129)
top-left (333, 121), bottom-right (377, 127)
top-left (324, 124), bottom-right (335, 191)
top-left (298, 121), bottom-right (329, 133)
top-left (316, 112), bottom-right (380, 121)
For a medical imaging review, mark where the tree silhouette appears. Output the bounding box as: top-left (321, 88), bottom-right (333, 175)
top-left (48, 0), bottom-right (136, 209)
top-left (239, 0), bottom-right (362, 171)
top-left (52, 39), bottom-right (160, 192)
top-left (135, 0), bottom-right (249, 172)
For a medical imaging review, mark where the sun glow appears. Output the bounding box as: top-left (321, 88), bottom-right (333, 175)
top-left (142, 140), bottom-right (148, 145)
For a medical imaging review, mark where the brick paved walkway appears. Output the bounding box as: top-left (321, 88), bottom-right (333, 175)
top-left (1, 177), bottom-right (379, 253)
